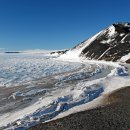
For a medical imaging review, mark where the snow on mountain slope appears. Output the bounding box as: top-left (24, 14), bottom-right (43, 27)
top-left (59, 30), bottom-right (104, 61)
top-left (120, 52), bottom-right (130, 63)
top-left (59, 22), bottom-right (130, 62)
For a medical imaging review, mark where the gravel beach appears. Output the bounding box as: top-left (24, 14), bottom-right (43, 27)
top-left (29, 86), bottom-right (130, 130)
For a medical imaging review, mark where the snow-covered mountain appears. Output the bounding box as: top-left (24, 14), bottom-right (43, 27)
top-left (60, 22), bottom-right (130, 63)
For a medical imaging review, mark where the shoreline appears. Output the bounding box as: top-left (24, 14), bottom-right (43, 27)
top-left (29, 86), bottom-right (130, 130)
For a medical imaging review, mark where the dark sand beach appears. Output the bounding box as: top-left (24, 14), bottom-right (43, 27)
top-left (29, 86), bottom-right (130, 130)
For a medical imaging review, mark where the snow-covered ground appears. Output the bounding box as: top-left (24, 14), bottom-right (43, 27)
top-left (0, 53), bottom-right (81, 87)
top-left (0, 51), bottom-right (130, 130)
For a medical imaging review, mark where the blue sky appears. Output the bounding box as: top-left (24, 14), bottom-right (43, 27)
top-left (0, 0), bottom-right (130, 51)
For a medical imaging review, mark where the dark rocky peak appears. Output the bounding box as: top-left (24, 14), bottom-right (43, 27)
top-left (112, 22), bottom-right (130, 33)
top-left (72, 22), bottom-right (130, 62)
top-left (115, 22), bottom-right (130, 27)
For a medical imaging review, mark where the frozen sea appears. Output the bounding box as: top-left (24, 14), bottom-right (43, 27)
top-left (0, 52), bottom-right (127, 130)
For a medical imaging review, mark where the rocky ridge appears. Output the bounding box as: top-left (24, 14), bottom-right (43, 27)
top-left (65, 22), bottom-right (130, 63)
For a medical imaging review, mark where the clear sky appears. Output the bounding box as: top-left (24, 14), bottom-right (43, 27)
top-left (0, 0), bottom-right (130, 51)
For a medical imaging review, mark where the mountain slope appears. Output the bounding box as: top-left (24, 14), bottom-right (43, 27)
top-left (61, 22), bottom-right (130, 62)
